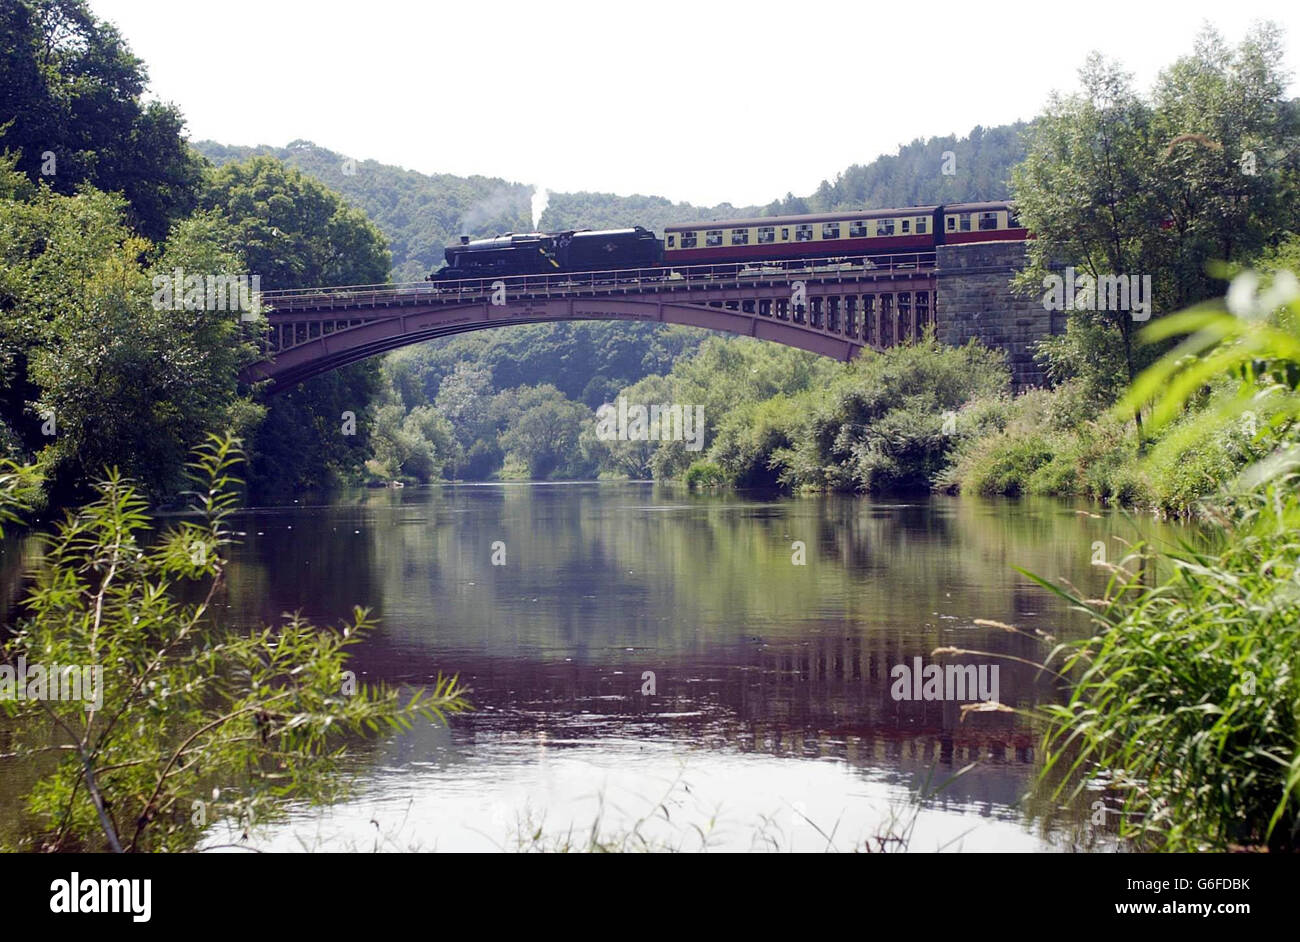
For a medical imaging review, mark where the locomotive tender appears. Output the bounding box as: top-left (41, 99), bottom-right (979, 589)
top-left (428, 201), bottom-right (1025, 281)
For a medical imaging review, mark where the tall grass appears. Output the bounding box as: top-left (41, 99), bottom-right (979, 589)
top-left (1024, 270), bottom-right (1300, 851)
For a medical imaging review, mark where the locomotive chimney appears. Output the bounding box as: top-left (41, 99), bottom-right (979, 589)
top-left (459, 234), bottom-right (470, 245)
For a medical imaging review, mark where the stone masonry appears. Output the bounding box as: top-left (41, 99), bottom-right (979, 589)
top-left (935, 241), bottom-right (1064, 391)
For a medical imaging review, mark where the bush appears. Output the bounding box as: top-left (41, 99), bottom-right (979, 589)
top-left (0, 436), bottom-right (468, 852)
top-left (783, 336), bottom-right (1012, 492)
top-left (684, 461), bottom-right (726, 488)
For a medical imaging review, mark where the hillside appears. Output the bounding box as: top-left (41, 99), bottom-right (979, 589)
top-left (194, 123), bottom-right (1028, 282)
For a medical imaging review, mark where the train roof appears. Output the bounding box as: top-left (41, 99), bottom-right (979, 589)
top-left (663, 207), bottom-right (940, 231)
top-left (943, 201), bottom-right (1018, 212)
top-left (663, 202), bottom-right (1014, 231)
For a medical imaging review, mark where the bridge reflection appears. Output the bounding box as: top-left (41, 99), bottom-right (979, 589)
top-left (365, 630), bottom-right (1043, 769)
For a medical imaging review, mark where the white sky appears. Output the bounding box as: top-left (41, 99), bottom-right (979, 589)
top-left (89, 0), bottom-right (1299, 207)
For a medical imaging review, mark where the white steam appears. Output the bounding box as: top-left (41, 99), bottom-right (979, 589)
top-left (531, 186), bottom-right (549, 231)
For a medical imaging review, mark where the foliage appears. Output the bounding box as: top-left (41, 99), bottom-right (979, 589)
top-left (1027, 267), bottom-right (1300, 851)
top-left (1013, 24), bottom-right (1299, 395)
top-left (778, 337), bottom-right (1010, 492)
top-left (683, 461), bottom-right (726, 489)
top-left (0, 0), bottom-right (204, 241)
top-left (0, 436), bottom-right (468, 852)
top-left (764, 122), bottom-right (1028, 216)
top-left (195, 139), bottom-right (532, 284)
top-left (0, 155), bottom-right (263, 500)
top-left (497, 384), bottom-right (595, 480)
top-left (369, 402), bottom-right (458, 484)
top-left (198, 156), bottom-right (393, 495)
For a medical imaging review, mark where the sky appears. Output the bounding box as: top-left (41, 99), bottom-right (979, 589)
top-left (89, 0), bottom-right (1300, 208)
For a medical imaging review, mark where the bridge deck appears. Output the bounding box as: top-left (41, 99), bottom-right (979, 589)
top-left (260, 252), bottom-right (937, 313)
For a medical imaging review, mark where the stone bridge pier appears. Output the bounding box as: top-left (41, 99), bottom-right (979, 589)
top-left (935, 241), bottom-right (1064, 390)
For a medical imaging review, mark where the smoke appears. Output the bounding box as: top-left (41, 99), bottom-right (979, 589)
top-left (531, 186), bottom-right (549, 231)
top-left (457, 186), bottom-right (525, 235)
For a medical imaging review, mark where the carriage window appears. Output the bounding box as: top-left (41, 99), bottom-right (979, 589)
top-left (822, 223), bottom-right (840, 239)
top-left (731, 229), bottom-right (749, 245)
top-left (706, 230), bottom-right (723, 247)
top-left (959, 213), bottom-right (972, 232)
top-left (780, 228), bottom-right (790, 240)
top-left (680, 231), bottom-right (697, 248)
top-left (876, 219), bottom-right (895, 236)
top-left (849, 220), bottom-right (867, 238)
top-left (795, 224), bottom-right (813, 242)
top-left (901, 220), bottom-right (911, 234)
top-left (667, 235), bottom-right (676, 248)
top-left (757, 226), bottom-right (775, 244)
top-left (916, 217), bottom-right (928, 234)
top-left (946, 216), bottom-right (956, 232)
top-left (1006, 208), bottom-right (1020, 229)
top-left (979, 212), bottom-right (998, 230)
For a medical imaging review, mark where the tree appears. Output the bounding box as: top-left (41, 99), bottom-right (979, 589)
top-left (497, 385), bottom-right (593, 479)
top-left (0, 0), bottom-right (204, 241)
top-left (0, 155), bottom-right (262, 500)
top-left (1013, 25), bottom-right (1300, 409)
top-left (0, 437), bottom-right (468, 852)
top-left (1012, 54), bottom-right (1163, 396)
top-left (199, 156), bottom-right (393, 495)
top-left (369, 402), bottom-right (458, 483)
top-left (1150, 23), bottom-right (1298, 309)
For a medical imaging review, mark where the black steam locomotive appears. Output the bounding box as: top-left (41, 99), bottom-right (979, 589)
top-left (428, 226), bottom-right (662, 280)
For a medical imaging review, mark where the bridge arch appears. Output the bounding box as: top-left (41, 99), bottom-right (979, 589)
top-left (240, 255), bottom-right (941, 391)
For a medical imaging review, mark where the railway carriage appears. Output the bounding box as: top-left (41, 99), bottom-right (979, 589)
top-left (663, 207), bottom-right (939, 265)
top-left (940, 201), bottom-right (1027, 244)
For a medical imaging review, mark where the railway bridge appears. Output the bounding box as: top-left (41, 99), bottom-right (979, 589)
top-left (241, 240), bottom-right (1056, 392)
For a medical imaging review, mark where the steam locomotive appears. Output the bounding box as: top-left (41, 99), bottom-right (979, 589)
top-left (427, 201), bottom-right (1026, 281)
top-left (428, 226), bottom-right (662, 280)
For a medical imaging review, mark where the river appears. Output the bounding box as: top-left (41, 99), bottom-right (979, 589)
top-left (1, 483), bottom-right (1190, 851)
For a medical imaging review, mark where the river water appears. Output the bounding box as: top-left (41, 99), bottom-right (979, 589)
top-left (0, 483), bottom-right (1189, 851)
top-left (216, 484), bottom-right (1193, 852)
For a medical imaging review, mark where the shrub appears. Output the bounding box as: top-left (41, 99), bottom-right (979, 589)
top-left (684, 461), bottom-right (727, 488)
top-left (0, 436), bottom-right (468, 852)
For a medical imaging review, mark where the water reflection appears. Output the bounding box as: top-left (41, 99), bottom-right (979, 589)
top-left (199, 484), bottom-right (1185, 851)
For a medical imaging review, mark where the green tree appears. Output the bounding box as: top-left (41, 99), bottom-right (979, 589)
top-left (1012, 53), bottom-right (1162, 395)
top-left (199, 156), bottom-right (393, 495)
top-left (0, 0), bottom-right (204, 241)
top-left (370, 402), bottom-right (458, 483)
top-left (0, 156), bottom-right (262, 500)
top-left (1014, 25), bottom-right (1299, 404)
top-left (497, 385), bottom-right (593, 479)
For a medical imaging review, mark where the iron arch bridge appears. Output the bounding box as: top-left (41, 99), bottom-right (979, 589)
top-left (241, 253), bottom-right (938, 391)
